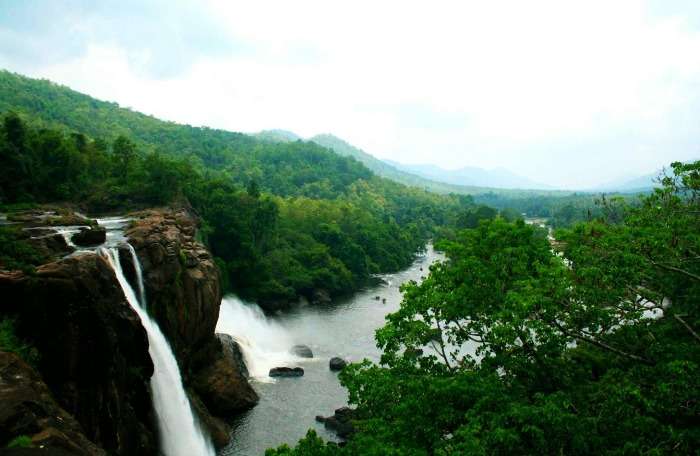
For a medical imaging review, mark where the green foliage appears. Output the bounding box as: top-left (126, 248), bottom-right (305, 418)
top-left (0, 318), bottom-right (39, 366)
top-left (265, 430), bottom-right (338, 456)
top-left (274, 161), bottom-right (700, 455)
top-left (0, 95), bottom-right (475, 306)
top-left (5, 435), bottom-right (33, 449)
top-left (0, 226), bottom-right (45, 272)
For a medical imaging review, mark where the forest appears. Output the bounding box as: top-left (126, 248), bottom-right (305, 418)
top-left (0, 109), bottom-right (495, 307)
top-left (266, 161), bottom-right (700, 455)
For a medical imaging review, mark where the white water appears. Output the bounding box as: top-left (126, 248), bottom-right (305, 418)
top-left (216, 296), bottom-right (299, 382)
top-left (102, 246), bottom-right (214, 456)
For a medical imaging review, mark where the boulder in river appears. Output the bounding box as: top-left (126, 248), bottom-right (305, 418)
top-left (290, 344), bottom-right (313, 358)
top-left (71, 226), bottom-right (107, 246)
top-left (319, 407), bottom-right (356, 439)
top-left (329, 357), bottom-right (347, 371)
top-left (269, 367), bottom-right (304, 377)
top-left (311, 288), bottom-right (332, 305)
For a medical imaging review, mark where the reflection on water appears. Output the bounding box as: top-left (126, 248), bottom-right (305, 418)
top-left (219, 245), bottom-right (444, 456)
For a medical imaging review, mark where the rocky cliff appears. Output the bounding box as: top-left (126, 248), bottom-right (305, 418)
top-left (0, 254), bottom-right (156, 455)
top-left (0, 206), bottom-right (258, 453)
top-left (126, 208), bottom-right (258, 447)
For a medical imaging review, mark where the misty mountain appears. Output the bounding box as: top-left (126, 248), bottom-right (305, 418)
top-left (385, 160), bottom-right (552, 190)
top-left (254, 131), bottom-right (572, 196)
top-left (253, 129), bottom-right (302, 143)
top-left (592, 163), bottom-right (698, 193)
top-left (308, 134), bottom-right (530, 194)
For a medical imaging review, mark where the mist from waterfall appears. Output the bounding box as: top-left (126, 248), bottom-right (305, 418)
top-left (102, 246), bottom-right (214, 456)
top-left (216, 296), bottom-right (297, 381)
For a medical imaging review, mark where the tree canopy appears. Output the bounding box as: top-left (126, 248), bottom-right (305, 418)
top-left (267, 161), bottom-right (700, 455)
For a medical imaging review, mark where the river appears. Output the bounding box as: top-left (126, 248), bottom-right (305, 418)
top-left (217, 244), bottom-right (444, 455)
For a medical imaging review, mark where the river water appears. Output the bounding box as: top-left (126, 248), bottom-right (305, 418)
top-left (217, 245), bottom-right (444, 456)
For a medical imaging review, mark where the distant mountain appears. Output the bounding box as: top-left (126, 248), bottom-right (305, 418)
top-left (593, 166), bottom-right (683, 193)
top-left (253, 129), bottom-right (302, 143)
top-left (308, 134), bottom-right (533, 195)
top-left (385, 160), bottom-right (552, 190)
top-left (253, 130), bottom-right (574, 196)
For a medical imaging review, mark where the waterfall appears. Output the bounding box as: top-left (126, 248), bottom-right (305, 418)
top-left (101, 246), bottom-right (214, 456)
top-left (125, 245), bottom-right (147, 309)
top-left (216, 296), bottom-right (297, 381)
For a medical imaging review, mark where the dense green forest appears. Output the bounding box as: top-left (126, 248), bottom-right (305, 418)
top-left (0, 108), bottom-right (497, 307)
top-left (267, 161), bottom-right (700, 455)
top-left (0, 70), bottom-right (576, 199)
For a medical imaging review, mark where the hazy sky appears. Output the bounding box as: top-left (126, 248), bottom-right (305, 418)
top-left (1, 0), bottom-right (699, 188)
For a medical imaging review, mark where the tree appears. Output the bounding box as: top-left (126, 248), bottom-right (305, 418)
top-left (112, 135), bottom-right (137, 182)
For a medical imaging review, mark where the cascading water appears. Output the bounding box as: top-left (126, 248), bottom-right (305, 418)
top-left (102, 245), bottom-right (214, 456)
top-left (216, 296), bottom-right (298, 381)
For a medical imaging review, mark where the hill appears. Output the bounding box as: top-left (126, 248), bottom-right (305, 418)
top-left (0, 69), bottom-right (481, 307)
top-left (309, 133), bottom-right (573, 196)
top-left (385, 160), bottom-right (552, 190)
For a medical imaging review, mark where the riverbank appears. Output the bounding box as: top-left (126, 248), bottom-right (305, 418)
top-left (216, 245), bottom-right (444, 455)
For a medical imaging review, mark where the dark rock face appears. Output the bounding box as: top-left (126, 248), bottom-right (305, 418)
top-left (269, 367), bottom-right (304, 377)
top-left (318, 407), bottom-right (356, 439)
top-left (71, 227), bottom-right (106, 247)
top-left (0, 351), bottom-right (105, 455)
top-left (28, 233), bottom-right (75, 258)
top-left (329, 357), bottom-right (347, 371)
top-left (191, 335), bottom-right (259, 417)
top-left (216, 333), bottom-right (249, 378)
top-left (0, 255), bottom-right (157, 455)
top-left (186, 389), bottom-right (230, 450)
top-left (290, 344), bottom-right (313, 358)
top-left (126, 208), bottom-right (221, 373)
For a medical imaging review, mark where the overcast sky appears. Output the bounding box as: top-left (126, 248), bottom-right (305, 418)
top-left (1, 0), bottom-right (699, 188)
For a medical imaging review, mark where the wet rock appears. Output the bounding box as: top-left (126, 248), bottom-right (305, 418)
top-left (0, 351), bottom-right (106, 456)
top-left (319, 407), bottom-right (356, 439)
top-left (8, 211), bottom-right (96, 228)
top-left (28, 233), bottom-right (74, 259)
top-left (329, 357), bottom-right (347, 371)
top-left (311, 288), bottom-right (331, 305)
top-left (0, 254), bottom-right (157, 455)
top-left (216, 333), bottom-right (249, 378)
top-left (126, 208), bottom-right (221, 373)
top-left (269, 367), bottom-right (304, 377)
top-left (127, 208), bottom-right (254, 450)
top-left (71, 227), bottom-right (106, 246)
top-left (186, 390), bottom-right (230, 450)
top-left (191, 336), bottom-right (259, 417)
top-left (290, 344), bottom-right (313, 358)
top-left (374, 295), bottom-right (381, 300)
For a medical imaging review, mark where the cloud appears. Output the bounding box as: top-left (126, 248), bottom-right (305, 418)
top-left (0, 0), bottom-right (699, 187)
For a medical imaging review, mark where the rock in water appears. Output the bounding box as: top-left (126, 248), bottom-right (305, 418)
top-left (216, 333), bottom-right (249, 378)
top-left (269, 367), bottom-right (304, 377)
top-left (192, 335), bottom-right (259, 417)
top-left (320, 407), bottom-right (356, 439)
top-left (329, 357), bottom-right (347, 371)
top-left (290, 344), bottom-right (313, 358)
top-left (311, 288), bottom-right (332, 305)
top-left (71, 226), bottom-right (106, 246)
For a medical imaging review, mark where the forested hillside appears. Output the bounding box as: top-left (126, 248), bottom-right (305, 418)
top-left (0, 71), bottom-right (502, 308)
top-left (269, 161), bottom-right (700, 455)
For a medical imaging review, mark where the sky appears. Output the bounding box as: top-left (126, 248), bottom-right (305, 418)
top-left (1, 0), bottom-right (699, 189)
